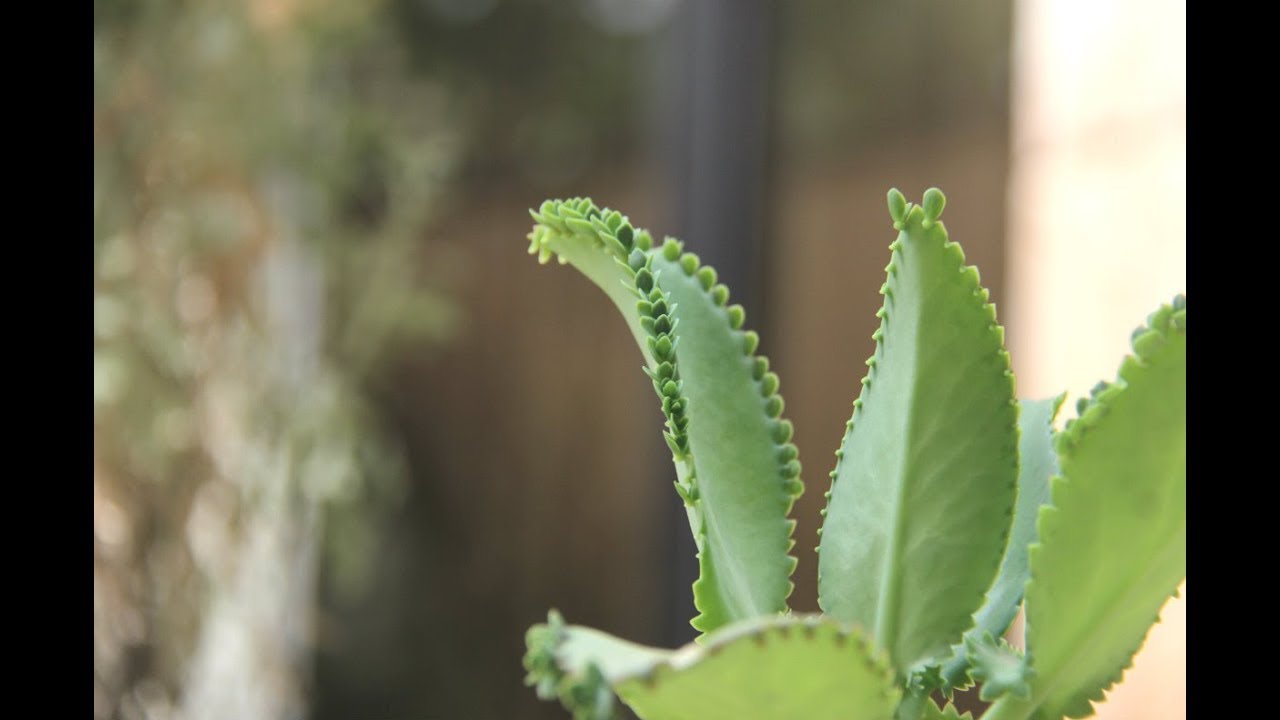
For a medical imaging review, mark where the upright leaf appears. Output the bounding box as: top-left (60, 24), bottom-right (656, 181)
top-left (986, 296), bottom-right (1186, 720)
top-left (817, 188), bottom-right (1019, 674)
top-left (939, 395), bottom-right (1065, 690)
top-left (529, 200), bottom-right (802, 634)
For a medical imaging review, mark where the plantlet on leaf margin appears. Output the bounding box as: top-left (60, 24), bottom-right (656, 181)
top-left (520, 189), bottom-right (1186, 720)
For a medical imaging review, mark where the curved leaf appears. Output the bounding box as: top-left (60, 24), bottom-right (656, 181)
top-left (525, 612), bottom-right (901, 720)
top-left (529, 200), bottom-right (802, 634)
top-left (524, 610), bottom-right (632, 720)
top-left (986, 296), bottom-right (1186, 720)
top-left (817, 188), bottom-right (1019, 674)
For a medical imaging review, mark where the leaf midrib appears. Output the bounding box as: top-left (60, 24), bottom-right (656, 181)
top-left (873, 253), bottom-right (945, 664)
top-left (872, 353), bottom-right (912, 662)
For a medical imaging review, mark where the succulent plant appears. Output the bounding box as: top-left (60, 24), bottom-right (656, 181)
top-left (520, 189), bottom-right (1186, 720)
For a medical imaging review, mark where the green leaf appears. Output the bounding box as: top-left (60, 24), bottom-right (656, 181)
top-left (817, 188), bottom-right (1019, 674)
top-left (964, 632), bottom-right (1031, 702)
top-left (526, 613), bottom-right (901, 720)
top-left (920, 698), bottom-right (974, 720)
top-left (938, 395), bottom-right (1065, 690)
top-left (986, 296), bottom-right (1186, 720)
top-left (650, 251), bottom-right (802, 632)
top-left (530, 201), bottom-right (802, 635)
top-left (524, 610), bottom-right (629, 720)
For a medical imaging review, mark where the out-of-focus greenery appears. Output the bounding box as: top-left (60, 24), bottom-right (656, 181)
top-left (384, 0), bottom-right (660, 188)
top-left (93, 1), bottom-right (459, 717)
top-left (777, 0), bottom-right (1011, 160)
top-left (94, 1), bottom-right (675, 717)
top-left (94, 0), bottom-right (1019, 717)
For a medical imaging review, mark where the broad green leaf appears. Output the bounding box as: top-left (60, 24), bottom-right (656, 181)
top-left (939, 395), bottom-right (1065, 690)
top-left (817, 188), bottom-right (1019, 675)
top-left (525, 612), bottom-right (901, 720)
top-left (985, 296), bottom-right (1186, 720)
top-left (529, 200), bottom-right (802, 634)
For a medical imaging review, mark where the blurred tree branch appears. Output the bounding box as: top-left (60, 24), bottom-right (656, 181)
top-left (94, 1), bottom-right (458, 718)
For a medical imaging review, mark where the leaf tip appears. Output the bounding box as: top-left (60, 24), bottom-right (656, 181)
top-left (922, 187), bottom-right (946, 225)
top-left (888, 188), bottom-right (907, 226)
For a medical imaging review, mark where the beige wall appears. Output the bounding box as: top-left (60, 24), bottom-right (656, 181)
top-left (1006, 0), bottom-right (1185, 717)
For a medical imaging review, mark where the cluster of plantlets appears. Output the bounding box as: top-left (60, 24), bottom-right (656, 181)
top-left (519, 189), bottom-right (1186, 720)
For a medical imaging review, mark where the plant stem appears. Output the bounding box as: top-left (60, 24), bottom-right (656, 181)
top-left (894, 690), bottom-right (926, 720)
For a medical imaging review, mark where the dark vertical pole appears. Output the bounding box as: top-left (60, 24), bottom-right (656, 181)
top-left (655, 0), bottom-right (775, 647)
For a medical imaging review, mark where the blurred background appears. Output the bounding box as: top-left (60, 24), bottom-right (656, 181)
top-left (93, 0), bottom-right (1185, 718)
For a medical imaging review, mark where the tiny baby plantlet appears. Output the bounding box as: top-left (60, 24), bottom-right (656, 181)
top-left (520, 189), bottom-right (1186, 720)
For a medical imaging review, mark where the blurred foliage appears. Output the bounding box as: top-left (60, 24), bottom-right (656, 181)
top-left (776, 0), bottom-right (1012, 160)
top-left (93, 0), bottom-right (460, 717)
top-left (93, 0), bottom-right (674, 717)
top-left (382, 0), bottom-right (664, 187)
top-left (94, 0), bottom-right (1016, 718)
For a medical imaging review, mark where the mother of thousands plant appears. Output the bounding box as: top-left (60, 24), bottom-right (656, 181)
top-left (520, 189), bottom-right (1186, 720)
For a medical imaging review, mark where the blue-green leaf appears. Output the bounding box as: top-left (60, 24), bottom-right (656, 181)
top-left (529, 200), bottom-right (802, 635)
top-left (938, 395), bottom-right (1065, 690)
top-left (817, 188), bottom-right (1019, 675)
top-left (986, 296), bottom-right (1186, 720)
